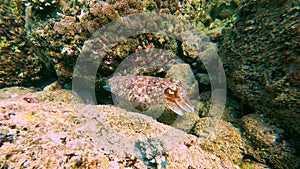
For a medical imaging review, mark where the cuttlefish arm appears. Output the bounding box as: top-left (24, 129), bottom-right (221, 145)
top-left (164, 86), bottom-right (194, 116)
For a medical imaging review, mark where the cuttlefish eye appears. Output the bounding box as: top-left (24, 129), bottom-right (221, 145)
top-left (164, 86), bottom-right (178, 97)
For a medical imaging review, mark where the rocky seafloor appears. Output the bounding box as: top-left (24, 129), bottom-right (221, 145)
top-left (0, 0), bottom-right (299, 168)
top-left (0, 69), bottom-right (298, 168)
top-left (0, 84), bottom-right (273, 168)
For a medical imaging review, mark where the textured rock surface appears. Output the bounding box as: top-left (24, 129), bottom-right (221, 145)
top-left (0, 0), bottom-right (52, 88)
top-left (0, 84), bottom-right (261, 168)
top-left (219, 0), bottom-right (300, 165)
top-left (191, 117), bottom-right (245, 165)
top-left (2, 0), bottom-right (298, 168)
top-left (0, 0), bottom-right (240, 90)
top-left (242, 114), bottom-right (297, 169)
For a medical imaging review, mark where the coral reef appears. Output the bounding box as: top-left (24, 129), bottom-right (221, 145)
top-left (179, 0), bottom-right (243, 35)
top-left (0, 0), bottom-right (243, 97)
top-left (2, 0), bottom-right (296, 168)
top-left (219, 0), bottom-right (300, 168)
top-left (5, 0), bottom-right (300, 168)
top-left (26, 0), bottom-right (178, 84)
top-left (0, 0), bottom-right (51, 88)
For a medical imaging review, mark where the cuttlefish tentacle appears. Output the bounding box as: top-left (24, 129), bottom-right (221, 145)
top-left (164, 86), bottom-right (195, 115)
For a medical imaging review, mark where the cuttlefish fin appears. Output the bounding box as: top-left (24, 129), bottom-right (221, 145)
top-left (103, 75), bottom-right (115, 92)
top-left (131, 101), bottom-right (150, 112)
top-left (110, 93), bottom-right (150, 112)
top-left (103, 84), bottom-right (111, 92)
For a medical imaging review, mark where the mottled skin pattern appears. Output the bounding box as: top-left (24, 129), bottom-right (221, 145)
top-left (106, 76), bottom-right (194, 115)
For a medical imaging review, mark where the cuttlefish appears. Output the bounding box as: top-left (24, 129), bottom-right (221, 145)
top-left (104, 75), bottom-right (194, 116)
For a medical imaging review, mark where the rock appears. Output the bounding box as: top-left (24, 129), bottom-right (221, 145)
top-left (30, 89), bottom-right (84, 104)
top-left (190, 117), bottom-right (246, 166)
top-left (219, 0), bottom-right (300, 164)
top-left (196, 73), bottom-right (211, 92)
top-left (0, 85), bottom-right (251, 168)
top-left (0, 87), bottom-right (36, 100)
top-left (242, 114), bottom-right (297, 169)
top-left (0, 82), bottom-right (84, 104)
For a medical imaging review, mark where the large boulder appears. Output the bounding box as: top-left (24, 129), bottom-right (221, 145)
top-left (219, 0), bottom-right (300, 166)
top-left (0, 83), bottom-right (263, 168)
